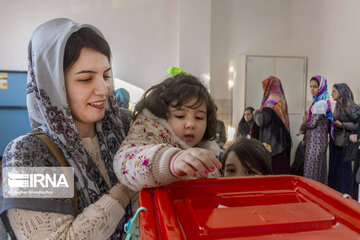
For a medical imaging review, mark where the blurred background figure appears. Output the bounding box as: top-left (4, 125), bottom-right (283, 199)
top-left (236, 106), bottom-right (254, 139)
top-left (216, 119), bottom-right (227, 149)
top-left (300, 75), bottom-right (332, 184)
top-left (115, 88), bottom-right (130, 109)
top-left (252, 76), bottom-right (292, 174)
top-left (329, 83), bottom-right (359, 195)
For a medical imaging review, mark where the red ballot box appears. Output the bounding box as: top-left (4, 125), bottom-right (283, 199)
top-left (139, 175), bottom-right (360, 239)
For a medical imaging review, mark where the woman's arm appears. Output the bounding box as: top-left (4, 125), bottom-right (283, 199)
top-left (8, 183), bottom-right (133, 240)
top-left (253, 109), bottom-right (272, 127)
top-left (342, 121), bottom-right (358, 131)
top-left (300, 114), bottom-right (322, 131)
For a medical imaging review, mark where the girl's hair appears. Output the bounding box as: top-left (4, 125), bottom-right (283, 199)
top-left (135, 74), bottom-right (218, 141)
top-left (63, 27), bottom-right (111, 72)
top-left (221, 137), bottom-right (272, 175)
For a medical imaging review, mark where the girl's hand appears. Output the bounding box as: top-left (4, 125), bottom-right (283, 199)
top-left (334, 120), bottom-right (343, 128)
top-left (173, 148), bottom-right (222, 178)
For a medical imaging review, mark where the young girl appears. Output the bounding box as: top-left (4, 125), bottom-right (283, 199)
top-left (114, 71), bottom-right (222, 191)
top-left (222, 137), bottom-right (272, 177)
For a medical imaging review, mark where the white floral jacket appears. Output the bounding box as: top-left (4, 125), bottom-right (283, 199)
top-left (113, 109), bottom-right (221, 191)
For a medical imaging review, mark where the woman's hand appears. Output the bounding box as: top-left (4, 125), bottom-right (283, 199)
top-left (173, 148), bottom-right (222, 178)
top-left (303, 110), bottom-right (308, 122)
top-left (334, 120), bottom-right (343, 128)
top-left (349, 134), bottom-right (358, 143)
top-left (108, 182), bottom-right (136, 208)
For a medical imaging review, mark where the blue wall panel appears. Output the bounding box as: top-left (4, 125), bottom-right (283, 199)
top-left (0, 71), bottom-right (31, 156)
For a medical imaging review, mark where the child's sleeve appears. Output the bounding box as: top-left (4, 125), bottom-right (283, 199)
top-left (113, 116), bottom-right (181, 191)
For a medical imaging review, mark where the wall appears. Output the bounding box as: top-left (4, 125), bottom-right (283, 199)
top-left (210, 0), bottom-right (294, 128)
top-left (2, 0), bottom-right (360, 123)
top-left (0, 0), bottom-right (179, 90)
top-left (291, 0), bottom-right (360, 105)
top-left (179, 0), bottom-right (211, 88)
top-left (211, 0), bottom-right (360, 128)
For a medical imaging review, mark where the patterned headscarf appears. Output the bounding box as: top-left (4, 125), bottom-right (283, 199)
top-left (333, 83), bottom-right (360, 122)
top-left (2, 18), bottom-right (132, 238)
top-left (260, 76), bottom-right (290, 132)
top-left (307, 75), bottom-right (334, 137)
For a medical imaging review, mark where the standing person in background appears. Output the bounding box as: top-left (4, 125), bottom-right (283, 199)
top-left (0, 18), bottom-right (134, 239)
top-left (216, 119), bottom-right (227, 149)
top-left (300, 76), bottom-right (333, 184)
top-left (236, 106), bottom-right (254, 138)
top-left (351, 116), bottom-right (360, 200)
top-left (252, 76), bottom-right (292, 174)
top-left (329, 83), bottom-right (359, 195)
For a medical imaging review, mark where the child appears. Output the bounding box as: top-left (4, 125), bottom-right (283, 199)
top-left (222, 137), bottom-right (272, 177)
top-left (114, 70), bottom-right (222, 191)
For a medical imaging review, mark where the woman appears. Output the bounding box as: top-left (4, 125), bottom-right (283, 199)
top-left (300, 76), bottom-right (333, 184)
top-left (0, 18), bottom-right (134, 239)
top-left (252, 76), bottom-right (292, 174)
top-left (352, 118), bottom-right (360, 200)
top-left (329, 83), bottom-right (359, 194)
top-left (236, 106), bottom-right (254, 138)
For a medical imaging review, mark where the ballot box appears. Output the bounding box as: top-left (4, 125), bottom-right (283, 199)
top-left (139, 175), bottom-right (360, 239)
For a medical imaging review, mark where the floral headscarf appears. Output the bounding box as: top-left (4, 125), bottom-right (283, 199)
top-left (333, 83), bottom-right (360, 122)
top-left (1, 18), bottom-right (132, 239)
top-left (307, 75), bottom-right (334, 137)
top-left (260, 76), bottom-right (290, 132)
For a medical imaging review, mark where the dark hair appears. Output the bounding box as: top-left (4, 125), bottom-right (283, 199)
top-left (63, 27), bottom-right (111, 72)
top-left (135, 74), bottom-right (218, 141)
top-left (243, 106), bottom-right (254, 119)
top-left (236, 106), bottom-right (255, 138)
top-left (221, 137), bottom-right (272, 175)
top-left (310, 77), bottom-right (319, 87)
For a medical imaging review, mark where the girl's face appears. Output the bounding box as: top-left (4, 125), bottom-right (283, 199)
top-left (309, 80), bottom-right (320, 97)
top-left (224, 151), bottom-right (261, 177)
top-left (167, 98), bottom-right (207, 147)
top-left (65, 48), bottom-right (111, 136)
top-left (243, 110), bottom-right (253, 122)
top-left (331, 87), bottom-right (339, 101)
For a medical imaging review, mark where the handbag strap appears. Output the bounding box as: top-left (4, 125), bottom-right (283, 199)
top-left (29, 131), bottom-right (78, 214)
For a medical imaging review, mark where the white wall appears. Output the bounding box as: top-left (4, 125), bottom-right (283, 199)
top-left (211, 0), bottom-right (360, 110)
top-left (0, 0), bottom-right (179, 90)
top-left (291, 0), bottom-right (360, 105)
top-left (179, 0), bottom-right (211, 88)
top-left (2, 0), bottom-right (360, 115)
top-left (210, 0), bottom-right (293, 100)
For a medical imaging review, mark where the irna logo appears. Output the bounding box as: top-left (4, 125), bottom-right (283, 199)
top-left (8, 173), bottom-right (69, 188)
top-left (3, 167), bottom-right (74, 198)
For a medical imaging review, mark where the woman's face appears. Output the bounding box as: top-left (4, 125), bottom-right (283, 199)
top-left (65, 48), bottom-right (111, 133)
top-left (223, 151), bottom-right (261, 177)
top-left (243, 110), bottom-right (253, 122)
top-left (331, 87), bottom-right (339, 101)
top-left (309, 80), bottom-right (319, 97)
